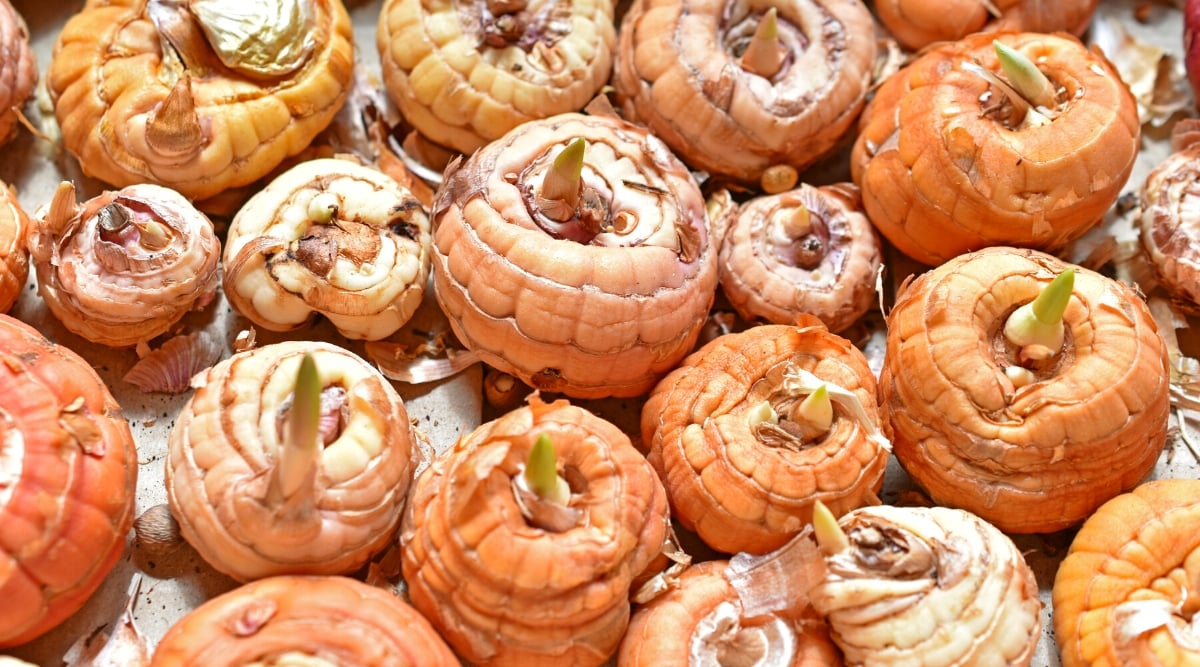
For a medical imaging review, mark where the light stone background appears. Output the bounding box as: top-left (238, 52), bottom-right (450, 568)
top-left (1, 0), bottom-right (1193, 665)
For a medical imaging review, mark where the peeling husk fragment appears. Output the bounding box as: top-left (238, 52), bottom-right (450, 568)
top-left (1053, 479), bottom-right (1200, 667)
top-left (717, 182), bottom-right (882, 334)
top-left (0, 314), bottom-right (138, 647)
top-left (0, 0), bottom-right (36, 147)
top-left (1138, 143), bottom-right (1200, 308)
top-left (873, 0), bottom-right (1097, 51)
top-left (430, 112), bottom-right (718, 399)
top-left (46, 0), bottom-right (354, 201)
top-left (122, 331), bottom-right (223, 393)
top-left (165, 341), bottom-right (417, 582)
top-left (0, 182), bottom-right (30, 314)
top-left (63, 576), bottom-right (151, 667)
top-left (642, 317), bottom-right (890, 555)
top-left (223, 157), bottom-right (432, 341)
top-left (149, 575), bottom-right (458, 665)
top-left (619, 559), bottom-right (841, 666)
top-left (809, 505), bottom-right (1042, 666)
top-left (881, 247), bottom-right (1170, 533)
top-left (852, 31), bottom-right (1139, 266)
top-left (401, 396), bottom-right (672, 666)
top-left (377, 0), bottom-right (615, 155)
top-left (613, 0), bottom-right (876, 183)
top-left (28, 182), bottom-right (221, 348)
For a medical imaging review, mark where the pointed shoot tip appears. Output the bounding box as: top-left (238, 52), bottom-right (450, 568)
top-left (741, 8), bottom-right (785, 78)
top-left (279, 352), bottom-right (322, 498)
top-left (993, 39), bottom-right (1057, 109)
top-left (812, 500), bottom-right (849, 557)
top-left (1031, 268), bottom-right (1074, 325)
top-left (797, 384), bottom-right (833, 432)
top-left (525, 434), bottom-right (569, 505)
top-left (541, 139), bottom-right (585, 206)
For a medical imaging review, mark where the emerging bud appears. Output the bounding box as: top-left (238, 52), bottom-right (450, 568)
top-left (741, 8), bottom-right (785, 78)
top-left (812, 499), bottom-right (849, 556)
top-left (541, 138), bottom-right (585, 213)
top-left (1003, 268), bottom-right (1075, 355)
top-left (994, 40), bottom-right (1058, 109)
top-left (794, 384), bottom-right (833, 433)
top-left (277, 353), bottom-right (321, 499)
top-left (524, 434), bottom-right (570, 505)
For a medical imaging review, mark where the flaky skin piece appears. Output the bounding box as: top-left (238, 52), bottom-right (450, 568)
top-left (402, 397), bottom-right (672, 666)
top-left (852, 31), bottom-right (1138, 266)
top-left (46, 0), bottom-right (355, 202)
top-left (614, 0), bottom-right (876, 184)
top-left (0, 0), bottom-right (35, 147)
top-left (874, 0), bottom-right (1098, 51)
top-left (881, 247), bottom-right (1170, 534)
top-left (150, 576), bottom-right (459, 666)
top-left (641, 318), bottom-right (890, 555)
top-left (1053, 479), bottom-right (1200, 667)
top-left (0, 314), bottom-right (137, 648)
top-left (377, 0), bottom-right (615, 156)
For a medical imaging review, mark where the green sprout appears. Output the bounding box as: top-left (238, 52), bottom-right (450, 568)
top-left (994, 40), bottom-right (1057, 109)
top-left (525, 433), bottom-right (570, 505)
top-left (277, 353), bottom-right (321, 498)
top-left (1003, 268), bottom-right (1075, 354)
top-left (812, 499), bottom-right (849, 557)
top-left (541, 138), bottom-right (585, 211)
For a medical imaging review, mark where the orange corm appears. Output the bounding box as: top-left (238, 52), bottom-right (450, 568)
top-left (852, 31), bottom-right (1138, 266)
top-left (402, 395), bottom-right (672, 666)
top-left (874, 0), bottom-right (1098, 51)
top-left (642, 316), bottom-right (890, 555)
top-left (1053, 479), bottom-right (1200, 667)
top-left (150, 575), bottom-right (459, 666)
top-left (880, 247), bottom-right (1169, 533)
top-left (0, 314), bottom-right (137, 647)
top-left (619, 559), bottom-right (841, 666)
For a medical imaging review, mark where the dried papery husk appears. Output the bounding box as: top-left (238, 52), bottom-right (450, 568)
top-left (0, 182), bottom-right (30, 314)
top-left (63, 576), bottom-right (151, 667)
top-left (612, 0), bottom-right (876, 184)
top-left (149, 575), bottom-right (459, 666)
top-left (166, 340), bottom-right (417, 582)
top-left (401, 396), bottom-right (672, 666)
top-left (122, 331), bottom-right (223, 393)
top-left (641, 316), bottom-right (890, 555)
top-left (0, 314), bottom-right (138, 647)
top-left (851, 31), bottom-right (1139, 267)
top-left (46, 0), bottom-right (354, 201)
top-left (881, 247), bottom-right (1170, 534)
top-left (223, 157), bottom-right (432, 341)
top-left (376, 0), bottom-right (615, 156)
top-left (718, 182), bottom-right (881, 334)
top-left (619, 559), bottom-right (841, 667)
top-left (28, 182), bottom-right (221, 348)
top-left (430, 111), bottom-right (718, 399)
top-left (0, 0), bottom-right (35, 147)
top-left (1138, 143), bottom-right (1200, 309)
top-left (1053, 478), bottom-right (1200, 667)
top-left (873, 0), bottom-right (1098, 51)
top-left (809, 504), bottom-right (1042, 666)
